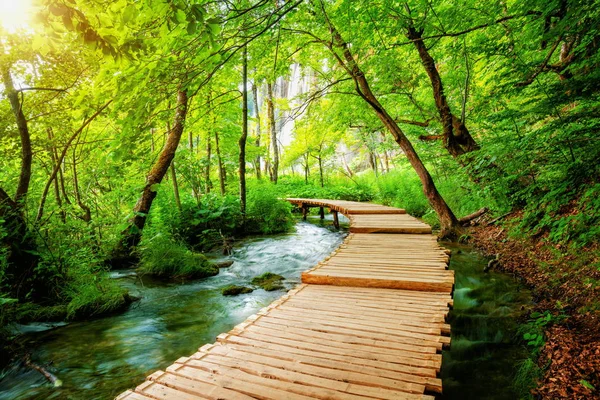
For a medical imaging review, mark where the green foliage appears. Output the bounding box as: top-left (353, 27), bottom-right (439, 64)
top-left (251, 272), bottom-right (285, 291)
top-left (272, 176), bottom-right (375, 202)
top-left (138, 234), bottom-right (218, 280)
top-left (221, 285), bottom-right (253, 296)
top-left (513, 358), bottom-right (542, 399)
top-left (245, 184), bottom-right (294, 234)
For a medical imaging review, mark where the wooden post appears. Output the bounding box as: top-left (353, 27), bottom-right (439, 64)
top-left (302, 205), bottom-right (308, 221)
top-left (332, 210), bottom-right (339, 229)
top-left (319, 207), bottom-right (325, 220)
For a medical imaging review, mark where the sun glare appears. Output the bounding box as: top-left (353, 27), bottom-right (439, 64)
top-left (0, 0), bottom-right (34, 33)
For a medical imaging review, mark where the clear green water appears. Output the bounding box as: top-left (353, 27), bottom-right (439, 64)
top-left (0, 223), bottom-right (532, 400)
top-left (441, 243), bottom-right (533, 399)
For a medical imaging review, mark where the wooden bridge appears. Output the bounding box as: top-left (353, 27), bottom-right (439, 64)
top-left (117, 199), bottom-right (454, 400)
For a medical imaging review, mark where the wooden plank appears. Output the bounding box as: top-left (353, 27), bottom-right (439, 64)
top-left (115, 391), bottom-right (156, 400)
top-left (235, 323), bottom-right (440, 356)
top-left (182, 354), bottom-right (426, 399)
top-left (200, 344), bottom-right (443, 393)
top-left (196, 351), bottom-right (429, 395)
top-left (302, 272), bottom-right (454, 292)
top-left (207, 339), bottom-right (439, 378)
top-left (218, 332), bottom-right (443, 369)
top-left (253, 315), bottom-right (446, 349)
top-left (168, 363), bottom-right (366, 400)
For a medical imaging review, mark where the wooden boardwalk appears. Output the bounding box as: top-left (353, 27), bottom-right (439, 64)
top-left (117, 199), bottom-right (453, 400)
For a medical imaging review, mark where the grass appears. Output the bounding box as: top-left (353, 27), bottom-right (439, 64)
top-left (251, 272), bottom-right (285, 291)
top-left (513, 358), bottom-right (542, 399)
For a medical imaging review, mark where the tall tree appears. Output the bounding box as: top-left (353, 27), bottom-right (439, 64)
top-left (239, 46), bottom-right (249, 216)
top-left (115, 89), bottom-right (189, 264)
top-left (307, 0), bottom-right (460, 236)
top-left (266, 82), bottom-right (279, 183)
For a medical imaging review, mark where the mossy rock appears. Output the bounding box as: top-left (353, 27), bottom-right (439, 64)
top-left (139, 249), bottom-right (219, 280)
top-left (251, 272), bottom-right (285, 291)
top-left (221, 285), bottom-right (254, 296)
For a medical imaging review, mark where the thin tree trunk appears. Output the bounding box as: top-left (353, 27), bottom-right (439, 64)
top-left (2, 64), bottom-right (32, 206)
top-left (72, 150), bottom-right (91, 223)
top-left (47, 129), bottom-right (66, 223)
top-left (205, 129), bottom-right (212, 194)
top-left (319, 6), bottom-right (460, 236)
top-left (170, 161), bottom-right (182, 211)
top-left (266, 82), bottom-right (278, 183)
top-left (35, 101), bottom-right (112, 224)
top-left (318, 156), bottom-right (324, 187)
top-left (304, 154), bottom-right (309, 184)
top-left (239, 46), bottom-right (249, 217)
top-left (405, 20), bottom-right (479, 157)
top-left (215, 130), bottom-right (226, 195)
top-left (115, 89), bottom-right (188, 264)
top-left (252, 82), bottom-right (261, 179)
top-left (58, 160), bottom-right (71, 206)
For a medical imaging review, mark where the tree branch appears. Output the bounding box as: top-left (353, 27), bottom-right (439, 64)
top-left (392, 12), bottom-right (542, 46)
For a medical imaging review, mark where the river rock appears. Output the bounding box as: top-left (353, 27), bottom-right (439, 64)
top-left (215, 260), bottom-right (234, 268)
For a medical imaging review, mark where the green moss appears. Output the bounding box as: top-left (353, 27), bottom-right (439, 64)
top-left (14, 303), bottom-right (68, 323)
top-left (65, 285), bottom-right (133, 320)
top-left (221, 285), bottom-right (254, 296)
top-left (251, 272), bottom-right (285, 291)
top-left (138, 236), bottom-right (219, 280)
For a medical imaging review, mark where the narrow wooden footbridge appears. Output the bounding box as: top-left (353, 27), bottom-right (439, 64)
top-left (117, 199), bottom-right (454, 400)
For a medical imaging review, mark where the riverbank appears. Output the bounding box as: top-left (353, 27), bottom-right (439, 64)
top-left (470, 221), bottom-right (600, 399)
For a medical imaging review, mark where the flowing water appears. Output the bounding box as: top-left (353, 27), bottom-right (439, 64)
top-left (1, 221), bottom-right (532, 400)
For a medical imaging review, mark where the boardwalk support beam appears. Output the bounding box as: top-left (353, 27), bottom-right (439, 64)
top-left (302, 204), bottom-right (308, 221)
top-left (319, 207), bottom-right (325, 220)
top-left (332, 210), bottom-right (339, 229)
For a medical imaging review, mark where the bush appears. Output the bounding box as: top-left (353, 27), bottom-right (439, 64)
top-left (138, 234), bottom-right (218, 280)
top-left (174, 194), bottom-right (242, 249)
top-left (246, 184), bottom-right (294, 234)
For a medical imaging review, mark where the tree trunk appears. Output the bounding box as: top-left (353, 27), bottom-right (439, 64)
top-left (0, 187), bottom-right (38, 300)
top-left (215, 130), bottom-right (226, 195)
top-left (36, 102), bottom-right (111, 224)
top-left (406, 24), bottom-right (479, 157)
top-left (114, 89), bottom-right (188, 265)
top-left (72, 150), bottom-right (92, 223)
top-left (321, 12), bottom-right (460, 237)
top-left (239, 46), bottom-right (248, 217)
top-left (266, 82), bottom-right (278, 183)
top-left (252, 82), bottom-right (261, 179)
top-left (47, 129), bottom-right (66, 223)
top-left (318, 155), bottom-right (324, 187)
top-left (304, 154), bottom-right (309, 184)
top-left (205, 129), bottom-right (212, 194)
top-left (170, 161), bottom-right (182, 211)
top-left (2, 64), bottom-right (32, 206)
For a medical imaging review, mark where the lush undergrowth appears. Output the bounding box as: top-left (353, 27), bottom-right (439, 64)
top-left (268, 165), bottom-right (490, 230)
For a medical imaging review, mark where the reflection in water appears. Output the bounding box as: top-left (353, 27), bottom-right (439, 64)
top-left (0, 221), bottom-right (345, 400)
top-left (441, 243), bottom-right (533, 400)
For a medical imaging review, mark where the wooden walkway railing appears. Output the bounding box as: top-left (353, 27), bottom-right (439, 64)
top-left (117, 199), bottom-right (453, 400)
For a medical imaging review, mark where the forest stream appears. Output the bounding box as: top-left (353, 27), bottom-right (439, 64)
top-left (0, 219), bottom-right (532, 400)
